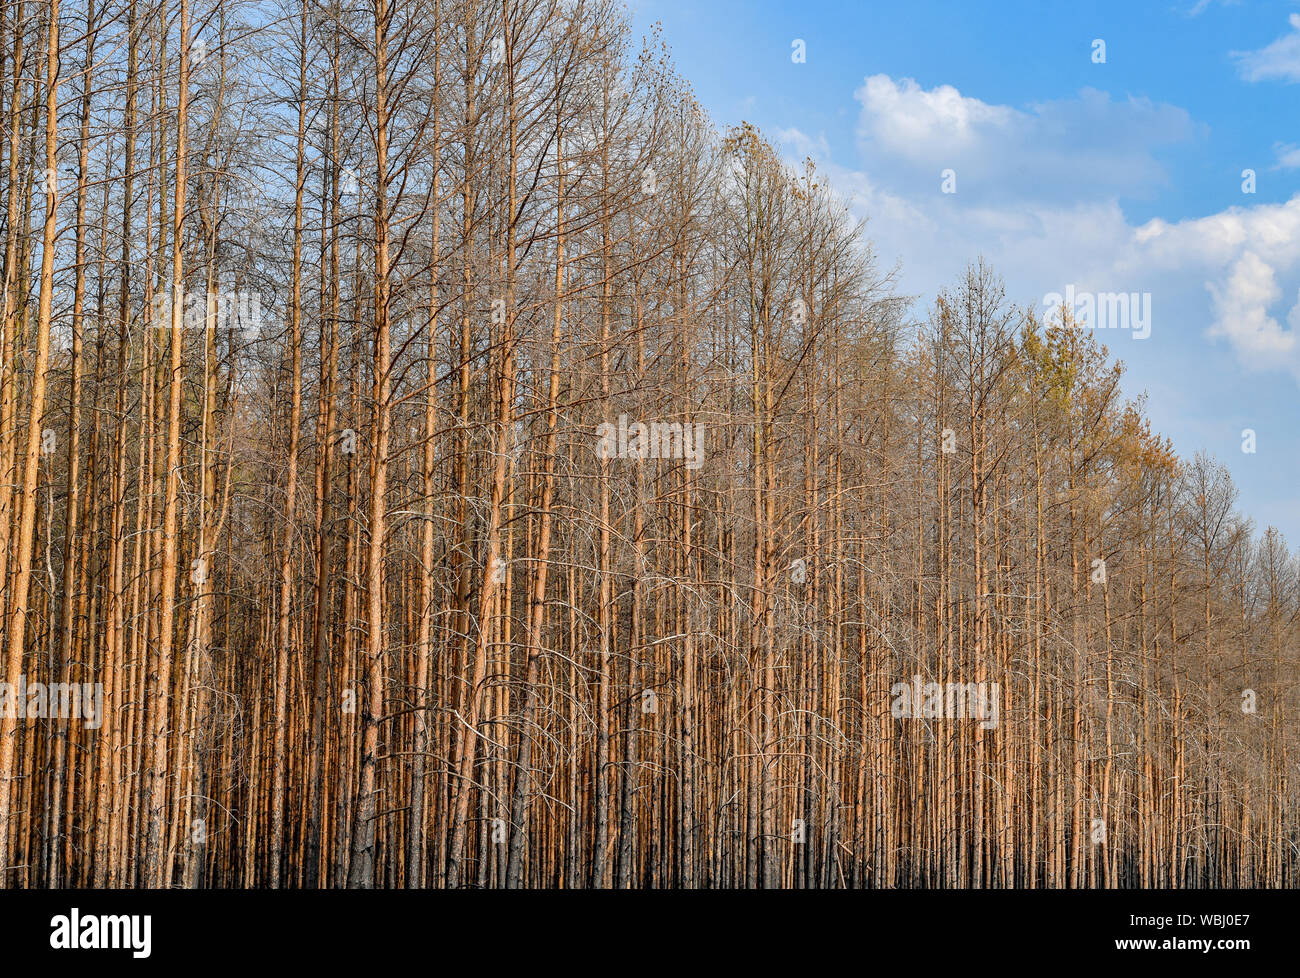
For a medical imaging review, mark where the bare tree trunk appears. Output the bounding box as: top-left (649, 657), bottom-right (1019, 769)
top-left (0, 0), bottom-right (60, 886)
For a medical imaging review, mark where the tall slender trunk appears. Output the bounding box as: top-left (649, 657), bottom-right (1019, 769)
top-left (0, 0), bottom-right (59, 886)
top-left (143, 0), bottom-right (189, 887)
top-left (348, 0), bottom-right (393, 887)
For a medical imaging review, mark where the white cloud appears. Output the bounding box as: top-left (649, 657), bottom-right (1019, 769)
top-left (1274, 143), bottom-right (1300, 169)
top-left (772, 126), bottom-right (830, 163)
top-left (1188, 0), bottom-right (1243, 15)
top-left (1233, 13), bottom-right (1300, 83)
top-left (1133, 198), bottom-right (1300, 372)
top-left (1207, 252), bottom-right (1299, 358)
top-left (854, 75), bottom-right (1019, 157)
top-left (775, 77), bottom-right (1300, 383)
top-left (851, 75), bottom-right (1198, 206)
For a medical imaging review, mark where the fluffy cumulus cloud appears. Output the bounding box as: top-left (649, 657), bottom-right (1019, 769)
top-left (776, 75), bottom-right (1300, 382)
top-left (1136, 199), bottom-right (1300, 367)
top-left (1233, 13), bottom-right (1300, 83)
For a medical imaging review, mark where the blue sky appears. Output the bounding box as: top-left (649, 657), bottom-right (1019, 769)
top-left (629, 0), bottom-right (1300, 545)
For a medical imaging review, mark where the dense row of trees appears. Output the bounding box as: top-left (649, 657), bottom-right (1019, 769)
top-left (1, 0), bottom-right (1296, 889)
